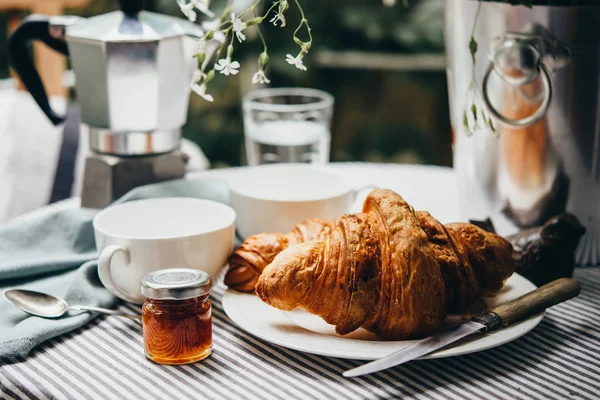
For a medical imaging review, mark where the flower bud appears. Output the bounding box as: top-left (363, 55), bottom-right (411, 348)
top-left (294, 38), bottom-right (311, 53)
top-left (196, 54), bottom-right (205, 69)
top-left (205, 30), bottom-right (215, 40)
top-left (195, 51), bottom-right (206, 65)
top-left (280, 0), bottom-right (289, 12)
top-left (245, 17), bottom-right (263, 26)
top-left (206, 69), bottom-right (215, 83)
top-left (258, 51), bottom-right (270, 68)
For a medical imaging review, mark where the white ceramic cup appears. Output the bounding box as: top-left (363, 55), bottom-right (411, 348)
top-left (229, 164), bottom-right (376, 238)
top-left (93, 198), bottom-right (235, 304)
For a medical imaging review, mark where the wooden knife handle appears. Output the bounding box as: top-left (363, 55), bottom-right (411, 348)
top-left (491, 278), bottom-right (580, 327)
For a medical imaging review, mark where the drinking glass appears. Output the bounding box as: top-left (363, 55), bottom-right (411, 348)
top-left (242, 88), bottom-right (334, 165)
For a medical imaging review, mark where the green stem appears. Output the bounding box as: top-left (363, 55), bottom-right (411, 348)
top-left (212, 0), bottom-right (269, 30)
top-left (211, 0), bottom-right (260, 32)
top-left (213, 29), bottom-right (230, 61)
top-left (293, 0), bottom-right (305, 21)
top-left (470, 2), bottom-right (482, 38)
top-left (228, 26), bottom-right (235, 49)
top-left (254, 11), bottom-right (268, 53)
top-left (212, 3), bottom-right (235, 32)
top-left (239, 0), bottom-right (263, 20)
top-left (469, 2), bottom-right (482, 67)
top-left (220, 2), bottom-right (234, 22)
top-left (292, 0), bottom-right (312, 47)
top-left (200, 26), bottom-right (232, 72)
top-left (262, 1), bottom-right (279, 20)
top-left (213, 20), bottom-right (231, 32)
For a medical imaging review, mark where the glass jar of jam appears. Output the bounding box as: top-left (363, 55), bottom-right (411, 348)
top-left (141, 268), bottom-right (212, 365)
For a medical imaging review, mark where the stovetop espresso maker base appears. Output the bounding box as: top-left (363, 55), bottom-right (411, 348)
top-left (81, 151), bottom-right (187, 209)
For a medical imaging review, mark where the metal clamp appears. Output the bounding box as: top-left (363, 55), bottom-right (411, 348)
top-left (472, 311), bottom-right (502, 332)
top-left (88, 127), bottom-right (181, 156)
top-left (482, 61), bottom-right (553, 129)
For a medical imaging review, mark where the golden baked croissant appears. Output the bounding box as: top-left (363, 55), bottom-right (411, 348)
top-left (417, 211), bottom-right (513, 312)
top-left (224, 219), bottom-right (335, 291)
top-left (227, 206), bottom-right (513, 313)
top-left (254, 189), bottom-right (514, 339)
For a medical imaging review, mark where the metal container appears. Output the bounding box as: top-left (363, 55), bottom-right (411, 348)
top-left (8, 0), bottom-right (202, 155)
top-left (67, 11), bottom-right (199, 155)
top-left (446, 1), bottom-right (600, 265)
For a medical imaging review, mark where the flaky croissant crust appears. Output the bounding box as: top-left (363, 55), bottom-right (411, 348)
top-left (256, 189), bottom-right (450, 339)
top-left (230, 189), bottom-right (514, 339)
top-left (225, 219), bottom-right (335, 291)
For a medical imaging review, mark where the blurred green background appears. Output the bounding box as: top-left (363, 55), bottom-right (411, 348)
top-left (0, 0), bottom-right (451, 168)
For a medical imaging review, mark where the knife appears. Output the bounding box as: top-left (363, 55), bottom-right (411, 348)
top-left (343, 277), bottom-right (580, 377)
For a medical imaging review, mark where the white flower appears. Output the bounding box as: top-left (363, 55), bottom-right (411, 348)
top-left (177, 0), bottom-right (197, 22)
top-left (191, 0), bottom-right (215, 18)
top-left (270, 11), bottom-right (286, 27)
top-left (270, 1), bottom-right (287, 27)
top-left (214, 58), bottom-right (240, 76)
top-left (190, 69), bottom-right (213, 101)
top-left (231, 13), bottom-right (246, 43)
top-left (252, 69), bottom-right (271, 84)
top-left (286, 53), bottom-right (307, 71)
top-left (191, 82), bottom-right (214, 102)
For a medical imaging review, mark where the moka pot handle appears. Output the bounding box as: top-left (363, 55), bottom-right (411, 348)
top-left (8, 15), bottom-right (81, 126)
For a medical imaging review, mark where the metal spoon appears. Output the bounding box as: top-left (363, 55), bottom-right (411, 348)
top-left (3, 289), bottom-right (141, 321)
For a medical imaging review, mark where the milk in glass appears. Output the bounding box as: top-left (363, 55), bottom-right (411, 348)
top-left (245, 120), bottom-right (330, 165)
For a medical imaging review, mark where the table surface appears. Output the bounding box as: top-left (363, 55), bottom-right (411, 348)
top-left (1, 164), bottom-right (599, 400)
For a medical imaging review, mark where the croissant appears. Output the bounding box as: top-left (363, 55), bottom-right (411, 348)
top-left (224, 219), bottom-right (335, 291)
top-left (227, 205), bottom-right (513, 314)
top-left (254, 189), bottom-right (514, 339)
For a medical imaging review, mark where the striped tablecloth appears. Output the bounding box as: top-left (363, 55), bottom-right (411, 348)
top-left (1, 268), bottom-right (599, 400)
top-left (1, 164), bottom-right (599, 399)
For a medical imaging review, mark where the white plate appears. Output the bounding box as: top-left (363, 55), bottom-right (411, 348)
top-left (222, 273), bottom-right (543, 360)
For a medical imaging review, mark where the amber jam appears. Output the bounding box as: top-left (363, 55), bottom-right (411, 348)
top-left (141, 269), bottom-right (213, 365)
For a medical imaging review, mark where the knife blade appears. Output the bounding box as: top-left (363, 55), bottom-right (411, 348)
top-left (343, 277), bottom-right (581, 377)
top-left (343, 320), bottom-right (484, 377)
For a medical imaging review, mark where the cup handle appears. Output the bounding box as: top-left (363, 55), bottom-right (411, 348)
top-left (352, 184), bottom-right (378, 202)
top-left (351, 184), bottom-right (378, 209)
top-left (98, 245), bottom-right (138, 303)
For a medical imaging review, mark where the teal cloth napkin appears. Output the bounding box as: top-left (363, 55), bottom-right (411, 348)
top-left (0, 177), bottom-right (230, 361)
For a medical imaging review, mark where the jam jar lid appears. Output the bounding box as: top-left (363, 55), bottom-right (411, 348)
top-left (141, 268), bottom-right (212, 300)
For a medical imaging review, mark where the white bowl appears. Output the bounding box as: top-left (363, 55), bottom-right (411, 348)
top-left (229, 164), bottom-right (363, 238)
top-left (93, 197), bottom-right (235, 303)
